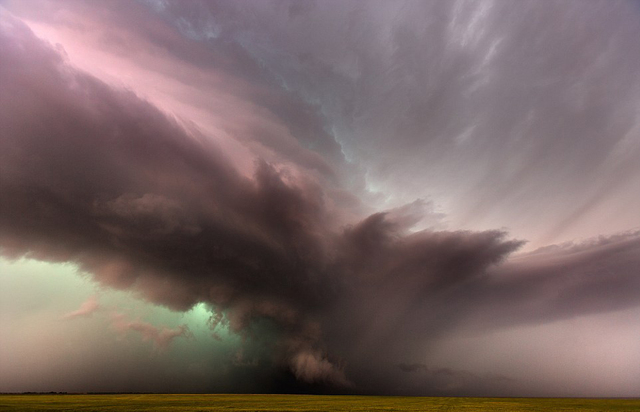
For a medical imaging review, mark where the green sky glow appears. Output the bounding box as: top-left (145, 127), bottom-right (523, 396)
top-left (0, 257), bottom-right (243, 392)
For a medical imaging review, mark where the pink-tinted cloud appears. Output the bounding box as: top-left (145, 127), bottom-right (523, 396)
top-left (61, 295), bottom-right (100, 320)
top-left (111, 313), bottom-right (191, 351)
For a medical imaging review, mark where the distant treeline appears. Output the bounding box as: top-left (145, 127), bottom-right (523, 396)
top-left (1, 392), bottom-right (159, 395)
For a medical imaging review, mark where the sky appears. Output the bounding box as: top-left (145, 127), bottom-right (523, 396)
top-left (1, 0), bottom-right (640, 397)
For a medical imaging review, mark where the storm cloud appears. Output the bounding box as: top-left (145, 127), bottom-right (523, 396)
top-left (1, 0), bottom-right (640, 396)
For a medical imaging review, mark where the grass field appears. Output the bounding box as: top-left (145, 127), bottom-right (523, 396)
top-left (1, 394), bottom-right (640, 411)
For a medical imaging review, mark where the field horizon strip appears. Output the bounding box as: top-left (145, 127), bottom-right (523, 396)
top-left (2, 394), bottom-right (640, 411)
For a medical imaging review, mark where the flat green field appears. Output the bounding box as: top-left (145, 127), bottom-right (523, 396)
top-left (1, 394), bottom-right (640, 411)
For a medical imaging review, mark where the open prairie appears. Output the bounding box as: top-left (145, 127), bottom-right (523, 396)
top-left (1, 394), bottom-right (640, 411)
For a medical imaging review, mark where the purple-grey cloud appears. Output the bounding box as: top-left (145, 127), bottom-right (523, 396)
top-left (158, 0), bottom-right (640, 247)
